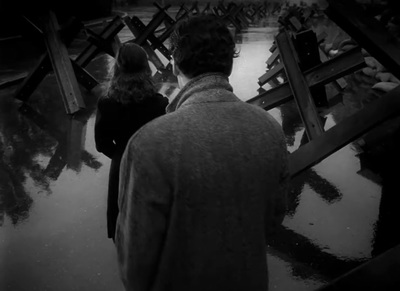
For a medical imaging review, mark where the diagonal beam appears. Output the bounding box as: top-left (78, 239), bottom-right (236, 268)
top-left (75, 16), bottom-right (125, 68)
top-left (266, 49), bottom-right (280, 68)
top-left (289, 84), bottom-right (400, 178)
top-left (258, 62), bottom-right (284, 86)
top-left (247, 46), bottom-right (365, 110)
top-left (15, 16), bottom-right (97, 100)
top-left (43, 11), bottom-right (85, 114)
top-left (125, 15), bottom-right (171, 60)
top-left (325, 0), bottom-right (400, 80)
top-left (276, 30), bottom-right (324, 140)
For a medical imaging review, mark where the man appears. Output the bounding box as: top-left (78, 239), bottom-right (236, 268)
top-left (115, 14), bottom-right (289, 291)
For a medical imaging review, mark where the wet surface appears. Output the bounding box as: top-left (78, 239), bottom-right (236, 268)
top-left (1, 4), bottom-right (400, 291)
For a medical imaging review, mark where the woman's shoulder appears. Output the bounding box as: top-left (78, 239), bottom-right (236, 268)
top-left (98, 93), bottom-right (120, 105)
top-left (150, 93), bottom-right (169, 107)
top-left (97, 94), bottom-right (120, 112)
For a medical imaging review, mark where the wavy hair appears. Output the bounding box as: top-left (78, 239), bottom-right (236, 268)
top-left (106, 43), bottom-right (155, 104)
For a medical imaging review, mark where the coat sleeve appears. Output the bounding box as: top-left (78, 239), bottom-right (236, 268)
top-left (94, 99), bottom-right (117, 159)
top-left (115, 131), bottom-right (172, 291)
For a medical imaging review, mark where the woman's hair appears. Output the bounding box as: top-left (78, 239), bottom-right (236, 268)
top-left (106, 42), bottom-right (155, 104)
top-left (169, 14), bottom-right (239, 78)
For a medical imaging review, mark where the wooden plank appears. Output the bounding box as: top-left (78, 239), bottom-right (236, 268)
top-left (269, 43), bottom-right (276, 53)
top-left (289, 84), bottom-right (400, 178)
top-left (15, 16), bottom-right (87, 101)
top-left (258, 62), bottom-right (284, 86)
top-left (295, 29), bottom-right (328, 107)
top-left (142, 42), bottom-right (165, 71)
top-left (248, 46), bottom-right (365, 110)
top-left (316, 244), bottom-right (400, 291)
top-left (133, 11), bottom-right (168, 45)
top-left (153, 2), bottom-right (176, 25)
top-left (175, 2), bottom-right (190, 20)
top-left (325, 0), bottom-right (400, 80)
top-left (75, 16), bottom-right (124, 68)
top-left (266, 49), bottom-right (280, 68)
top-left (249, 82), bottom-right (293, 109)
top-left (276, 30), bottom-right (324, 140)
top-left (0, 73), bottom-right (28, 89)
top-left (43, 11), bottom-right (85, 114)
top-left (126, 16), bottom-right (171, 60)
top-left (70, 60), bottom-right (99, 91)
top-left (318, 46), bottom-right (347, 90)
top-left (248, 46), bottom-right (364, 109)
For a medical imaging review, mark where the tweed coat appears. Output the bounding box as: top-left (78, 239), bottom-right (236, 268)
top-left (116, 73), bottom-right (289, 291)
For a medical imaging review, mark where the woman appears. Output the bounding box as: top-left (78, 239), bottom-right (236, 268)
top-left (95, 42), bottom-right (169, 241)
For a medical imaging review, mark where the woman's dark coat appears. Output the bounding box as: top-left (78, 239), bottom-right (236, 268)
top-left (94, 93), bottom-right (168, 239)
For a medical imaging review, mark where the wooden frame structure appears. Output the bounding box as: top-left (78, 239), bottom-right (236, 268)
top-left (250, 0), bottom-right (400, 286)
top-left (123, 2), bottom-right (177, 72)
top-left (14, 11), bottom-right (90, 114)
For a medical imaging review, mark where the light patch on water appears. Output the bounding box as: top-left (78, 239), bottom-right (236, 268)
top-left (284, 145), bottom-right (382, 260)
top-left (231, 28), bottom-right (278, 102)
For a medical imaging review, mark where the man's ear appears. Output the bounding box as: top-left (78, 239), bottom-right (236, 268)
top-left (171, 58), bottom-right (180, 77)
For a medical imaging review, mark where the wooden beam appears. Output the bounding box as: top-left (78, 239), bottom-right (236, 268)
top-left (289, 84), bottom-right (400, 178)
top-left (266, 49), bottom-right (279, 68)
top-left (0, 73), bottom-right (28, 89)
top-left (126, 15), bottom-right (172, 60)
top-left (43, 11), bottom-right (85, 114)
top-left (15, 16), bottom-right (97, 101)
top-left (70, 60), bottom-right (99, 91)
top-left (132, 10), bottom-right (169, 46)
top-left (276, 30), bottom-right (324, 140)
top-left (75, 15), bottom-right (124, 68)
top-left (142, 42), bottom-right (165, 71)
top-left (247, 46), bottom-right (365, 110)
top-left (325, 0), bottom-right (400, 80)
top-left (258, 63), bottom-right (284, 86)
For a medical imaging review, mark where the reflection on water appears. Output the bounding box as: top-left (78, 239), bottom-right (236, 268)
top-left (0, 6), bottom-right (399, 291)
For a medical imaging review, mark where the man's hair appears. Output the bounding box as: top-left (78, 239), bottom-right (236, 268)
top-left (169, 14), bottom-right (239, 78)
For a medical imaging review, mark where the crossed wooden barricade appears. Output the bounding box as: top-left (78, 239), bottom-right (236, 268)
top-left (248, 1), bottom-right (400, 286)
top-left (13, 11), bottom-right (126, 114)
top-left (213, 1), bottom-right (249, 32)
top-left (13, 2), bottom-right (180, 114)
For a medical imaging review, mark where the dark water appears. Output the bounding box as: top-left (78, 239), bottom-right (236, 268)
top-left (1, 4), bottom-right (399, 291)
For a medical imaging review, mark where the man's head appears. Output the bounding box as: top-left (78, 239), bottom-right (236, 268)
top-left (169, 14), bottom-right (238, 79)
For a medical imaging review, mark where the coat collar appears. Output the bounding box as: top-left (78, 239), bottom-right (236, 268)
top-left (166, 73), bottom-right (238, 113)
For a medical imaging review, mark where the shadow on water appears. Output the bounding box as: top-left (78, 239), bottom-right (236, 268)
top-left (0, 48), bottom-right (109, 224)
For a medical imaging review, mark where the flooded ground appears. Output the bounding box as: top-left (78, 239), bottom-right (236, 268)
top-left (1, 4), bottom-right (399, 291)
